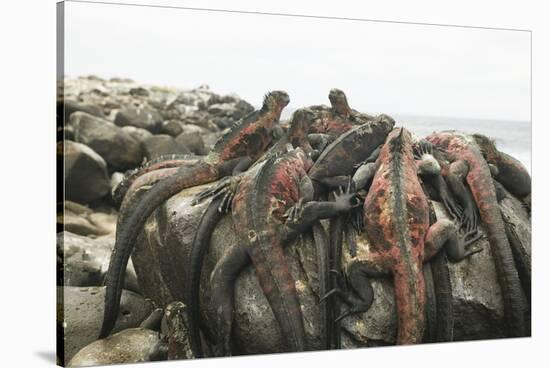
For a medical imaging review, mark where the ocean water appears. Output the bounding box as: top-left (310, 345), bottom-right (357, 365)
top-left (281, 109), bottom-right (531, 172)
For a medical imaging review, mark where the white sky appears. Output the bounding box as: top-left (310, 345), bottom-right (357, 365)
top-left (64, 1), bottom-right (531, 121)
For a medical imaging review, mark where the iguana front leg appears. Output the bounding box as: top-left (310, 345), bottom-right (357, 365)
top-left (423, 219), bottom-right (483, 262)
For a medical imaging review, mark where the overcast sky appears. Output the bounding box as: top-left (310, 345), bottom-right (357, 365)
top-left (64, 1), bottom-right (531, 122)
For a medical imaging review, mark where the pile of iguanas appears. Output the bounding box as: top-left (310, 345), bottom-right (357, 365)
top-left (99, 89), bottom-right (531, 356)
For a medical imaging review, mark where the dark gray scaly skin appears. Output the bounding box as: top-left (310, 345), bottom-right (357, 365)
top-left (324, 128), bottom-right (481, 345)
top-left (99, 91), bottom-right (290, 339)
top-left (426, 131), bottom-right (529, 337)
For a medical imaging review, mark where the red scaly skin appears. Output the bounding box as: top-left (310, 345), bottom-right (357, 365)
top-left (426, 131), bottom-right (527, 337)
top-left (363, 128), bottom-right (429, 344)
top-left (99, 91), bottom-right (290, 339)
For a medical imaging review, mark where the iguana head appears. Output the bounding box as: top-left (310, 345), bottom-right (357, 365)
top-left (288, 108), bottom-right (317, 134)
top-left (472, 133), bottom-right (499, 162)
top-left (328, 88), bottom-right (351, 117)
top-left (262, 91), bottom-right (290, 115)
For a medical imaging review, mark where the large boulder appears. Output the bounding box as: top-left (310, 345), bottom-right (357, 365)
top-left (141, 134), bottom-right (191, 161)
top-left (58, 286), bottom-right (153, 363)
top-left (60, 99), bottom-right (105, 123)
top-left (69, 112), bottom-right (143, 170)
top-left (57, 231), bottom-right (139, 292)
top-left (130, 181), bottom-right (530, 354)
top-left (62, 141), bottom-right (110, 204)
top-left (114, 107), bottom-right (163, 133)
top-left (175, 130), bottom-right (207, 156)
top-left (59, 201), bottom-right (117, 236)
top-left (121, 125), bottom-right (153, 144)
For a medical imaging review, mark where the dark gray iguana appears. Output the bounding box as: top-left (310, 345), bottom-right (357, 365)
top-left (99, 91), bottom-right (290, 338)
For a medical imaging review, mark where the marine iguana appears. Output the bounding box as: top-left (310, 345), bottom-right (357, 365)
top-left (323, 128), bottom-right (481, 344)
top-left (309, 88), bottom-right (374, 137)
top-left (425, 131), bottom-right (529, 337)
top-left (204, 148), bottom-right (358, 355)
top-left (307, 89), bottom-right (375, 153)
top-left (99, 91), bottom-right (290, 338)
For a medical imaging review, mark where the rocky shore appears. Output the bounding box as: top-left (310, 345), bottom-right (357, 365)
top-left (57, 76), bottom-right (531, 366)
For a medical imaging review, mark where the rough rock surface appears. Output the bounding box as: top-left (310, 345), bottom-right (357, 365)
top-left (57, 231), bottom-right (140, 292)
top-left (130, 180), bottom-right (531, 354)
top-left (114, 107), bottom-right (164, 133)
top-left (120, 125), bottom-right (153, 144)
top-left (60, 99), bottom-right (105, 122)
top-left (58, 286), bottom-right (154, 362)
top-left (59, 201), bottom-right (118, 237)
top-left (69, 112), bottom-right (143, 170)
top-left (141, 134), bottom-right (191, 161)
top-left (67, 328), bottom-right (165, 367)
top-left (62, 141), bottom-right (110, 204)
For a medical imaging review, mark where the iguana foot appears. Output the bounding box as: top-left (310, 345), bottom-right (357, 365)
top-left (413, 139), bottom-right (434, 160)
top-left (332, 178), bottom-right (361, 212)
top-left (320, 269), bottom-right (373, 323)
top-left (460, 229), bottom-right (484, 257)
top-left (283, 198), bottom-right (305, 225)
top-left (460, 204), bottom-right (479, 233)
top-left (191, 176), bottom-right (241, 213)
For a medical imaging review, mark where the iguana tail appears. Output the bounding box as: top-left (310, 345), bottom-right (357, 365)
top-left (100, 160), bottom-right (220, 338)
top-left (187, 196), bottom-right (226, 358)
top-left (248, 242), bottom-right (306, 352)
top-left (466, 164), bottom-right (527, 337)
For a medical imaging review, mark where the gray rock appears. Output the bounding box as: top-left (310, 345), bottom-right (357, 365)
top-left (114, 107), bottom-right (163, 133)
top-left (58, 286), bottom-right (153, 362)
top-left (110, 172), bottom-right (125, 199)
top-left (62, 141), bottom-right (110, 204)
top-left (59, 201), bottom-right (118, 237)
top-left (58, 231), bottom-right (140, 292)
top-left (175, 131), bottom-right (207, 156)
top-left (67, 328), bottom-right (165, 367)
top-left (69, 112), bottom-right (143, 170)
top-left (121, 125), bottom-right (153, 144)
top-left (159, 120), bottom-right (184, 137)
top-left (130, 179), bottom-right (530, 354)
top-left (141, 134), bottom-right (191, 161)
top-left (207, 102), bottom-right (237, 116)
top-left (60, 99), bottom-right (105, 123)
